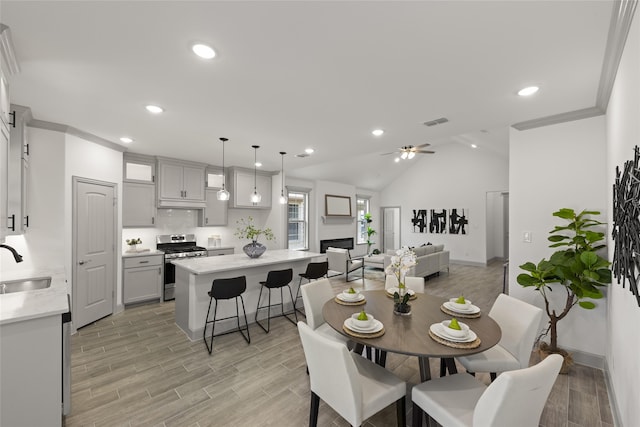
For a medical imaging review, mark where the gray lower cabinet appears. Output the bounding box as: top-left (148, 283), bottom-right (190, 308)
top-left (123, 254), bottom-right (163, 305)
top-left (123, 182), bottom-right (156, 227)
top-left (207, 247), bottom-right (234, 256)
top-left (199, 188), bottom-right (228, 226)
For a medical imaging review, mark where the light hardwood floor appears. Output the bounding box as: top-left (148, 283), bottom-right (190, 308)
top-left (66, 261), bottom-right (614, 427)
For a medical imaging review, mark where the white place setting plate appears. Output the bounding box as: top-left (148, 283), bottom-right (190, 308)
top-left (429, 323), bottom-right (477, 343)
top-left (443, 301), bottom-right (481, 314)
top-left (386, 287), bottom-right (416, 296)
top-left (337, 292), bottom-right (365, 302)
top-left (344, 318), bottom-right (384, 334)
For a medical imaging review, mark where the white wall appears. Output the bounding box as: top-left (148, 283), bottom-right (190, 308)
top-left (508, 116), bottom-right (608, 358)
top-left (605, 10), bottom-right (640, 426)
top-left (0, 127), bottom-right (65, 274)
top-left (380, 143), bottom-right (508, 264)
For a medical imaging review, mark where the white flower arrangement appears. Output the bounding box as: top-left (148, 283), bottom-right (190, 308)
top-left (384, 247), bottom-right (417, 288)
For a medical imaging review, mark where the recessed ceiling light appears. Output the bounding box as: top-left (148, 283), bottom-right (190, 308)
top-left (518, 86), bottom-right (539, 96)
top-left (192, 43), bottom-right (216, 59)
top-left (471, 144), bottom-right (478, 149)
top-left (372, 129), bottom-right (384, 136)
top-left (394, 157), bottom-right (400, 163)
top-left (305, 148), bottom-right (315, 154)
top-left (120, 137), bottom-right (133, 143)
top-left (255, 162), bottom-right (262, 167)
top-left (145, 105), bottom-right (164, 114)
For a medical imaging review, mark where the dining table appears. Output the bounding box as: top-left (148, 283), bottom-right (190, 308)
top-left (322, 290), bottom-right (502, 382)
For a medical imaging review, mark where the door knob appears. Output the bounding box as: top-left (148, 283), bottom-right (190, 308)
top-left (79, 260), bottom-right (91, 265)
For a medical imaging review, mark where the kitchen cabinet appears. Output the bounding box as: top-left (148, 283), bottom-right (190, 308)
top-left (123, 254), bottom-right (163, 305)
top-left (207, 247), bottom-right (234, 256)
top-left (1, 314), bottom-right (62, 426)
top-left (227, 166), bottom-right (272, 209)
top-left (7, 104), bottom-right (30, 234)
top-left (199, 188), bottom-right (228, 226)
top-left (123, 182), bottom-right (156, 227)
top-left (0, 125), bottom-right (8, 241)
top-left (124, 152), bottom-right (155, 184)
top-left (157, 157), bottom-right (206, 208)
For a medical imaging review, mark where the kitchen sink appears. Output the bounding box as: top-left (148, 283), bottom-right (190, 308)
top-left (0, 277), bottom-right (52, 294)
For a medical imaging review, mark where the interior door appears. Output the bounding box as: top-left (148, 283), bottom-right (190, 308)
top-left (382, 207), bottom-right (401, 252)
top-left (74, 178), bottom-right (116, 329)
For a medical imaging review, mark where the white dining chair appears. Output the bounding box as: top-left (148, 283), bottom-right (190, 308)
top-left (456, 293), bottom-right (543, 381)
top-left (300, 278), bottom-right (351, 346)
top-left (297, 321), bottom-right (407, 427)
top-left (412, 353), bottom-right (563, 427)
top-left (385, 274), bottom-right (425, 294)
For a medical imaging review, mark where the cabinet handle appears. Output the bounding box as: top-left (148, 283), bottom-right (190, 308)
top-left (24, 144), bottom-right (29, 156)
top-left (158, 268), bottom-right (161, 275)
top-left (24, 216), bottom-right (29, 228)
top-left (151, 217), bottom-right (155, 225)
top-left (7, 214), bottom-right (15, 231)
top-left (9, 111), bottom-right (15, 128)
top-left (139, 260), bottom-right (149, 264)
top-left (206, 217), bottom-right (208, 224)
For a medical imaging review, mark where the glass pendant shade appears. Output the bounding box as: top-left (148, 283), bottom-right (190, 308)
top-left (401, 151), bottom-right (408, 160)
top-left (217, 137), bottom-right (229, 201)
top-left (279, 192), bottom-right (288, 204)
top-left (407, 151), bottom-right (416, 159)
top-left (251, 145), bottom-right (261, 204)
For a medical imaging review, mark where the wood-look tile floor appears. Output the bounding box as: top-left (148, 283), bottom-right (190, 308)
top-left (66, 261), bottom-right (614, 427)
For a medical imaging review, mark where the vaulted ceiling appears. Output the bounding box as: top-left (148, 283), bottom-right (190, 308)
top-left (1, 1), bottom-right (614, 189)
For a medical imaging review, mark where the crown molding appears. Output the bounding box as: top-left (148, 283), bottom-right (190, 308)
top-left (0, 24), bottom-right (20, 74)
top-left (29, 118), bottom-right (126, 152)
top-left (513, 0), bottom-right (637, 131)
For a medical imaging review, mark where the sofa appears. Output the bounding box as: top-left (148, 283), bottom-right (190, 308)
top-left (383, 244), bottom-right (450, 279)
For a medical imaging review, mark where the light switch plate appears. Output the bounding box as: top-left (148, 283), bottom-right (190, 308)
top-left (523, 231), bottom-right (532, 243)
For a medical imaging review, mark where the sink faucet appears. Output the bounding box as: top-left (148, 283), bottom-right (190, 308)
top-left (0, 244), bottom-right (24, 263)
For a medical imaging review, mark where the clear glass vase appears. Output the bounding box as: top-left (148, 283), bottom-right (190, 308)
top-left (243, 241), bottom-right (266, 258)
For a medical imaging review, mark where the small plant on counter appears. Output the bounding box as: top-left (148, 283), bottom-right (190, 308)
top-left (235, 216), bottom-right (274, 242)
top-left (126, 238), bottom-right (142, 245)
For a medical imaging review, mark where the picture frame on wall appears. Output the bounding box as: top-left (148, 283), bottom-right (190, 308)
top-left (325, 194), bottom-right (352, 217)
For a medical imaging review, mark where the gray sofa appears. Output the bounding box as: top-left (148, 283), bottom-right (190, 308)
top-left (383, 244), bottom-right (450, 278)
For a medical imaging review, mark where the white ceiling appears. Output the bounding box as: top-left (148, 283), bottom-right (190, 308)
top-left (1, 1), bottom-right (613, 190)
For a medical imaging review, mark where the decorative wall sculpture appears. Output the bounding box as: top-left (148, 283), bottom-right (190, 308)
top-left (612, 145), bottom-right (640, 307)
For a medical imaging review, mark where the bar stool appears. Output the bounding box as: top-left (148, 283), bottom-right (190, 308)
top-left (203, 275), bottom-right (250, 354)
top-left (255, 268), bottom-right (297, 333)
top-left (294, 261), bottom-right (329, 317)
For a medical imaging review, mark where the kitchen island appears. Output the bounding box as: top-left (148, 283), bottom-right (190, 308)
top-left (172, 249), bottom-right (323, 340)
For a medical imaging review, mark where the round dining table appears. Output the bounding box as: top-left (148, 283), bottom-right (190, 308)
top-left (322, 290), bottom-right (502, 382)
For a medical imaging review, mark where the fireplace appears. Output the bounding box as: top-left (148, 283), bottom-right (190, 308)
top-left (320, 237), bottom-right (354, 253)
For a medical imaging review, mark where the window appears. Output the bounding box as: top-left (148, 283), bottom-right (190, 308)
top-left (288, 191), bottom-right (308, 250)
top-left (356, 197), bottom-right (370, 244)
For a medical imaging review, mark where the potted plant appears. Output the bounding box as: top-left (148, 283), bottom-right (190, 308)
top-left (126, 238), bottom-right (142, 252)
top-left (516, 208), bottom-right (612, 372)
top-left (385, 247), bottom-right (417, 315)
top-left (235, 216), bottom-right (275, 258)
top-left (364, 212), bottom-right (376, 255)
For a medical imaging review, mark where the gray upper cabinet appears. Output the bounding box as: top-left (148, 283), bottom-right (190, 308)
top-left (123, 182), bottom-right (156, 227)
top-left (228, 167), bottom-right (272, 209)
top-left (157, 157), bottom-right (206, 208)
top-left (0, 124), bottom-right (8, 241)
top-left (199, 188), bottom-right (228, 226)
top-left (123, 153), bottom-right (155, 184)
top-left (7, 105), bottom-right (30, 235)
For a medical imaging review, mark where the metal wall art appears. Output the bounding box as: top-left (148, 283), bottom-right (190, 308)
top-left (411, 208), bottom-right (469, 235)
top-left (612, 145), bottom-right (640, 307)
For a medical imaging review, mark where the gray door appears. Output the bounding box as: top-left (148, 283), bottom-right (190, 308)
top-left (382, 207), bottom-right (401, 252)
top-left (74, 178), bottom-right (116, 329)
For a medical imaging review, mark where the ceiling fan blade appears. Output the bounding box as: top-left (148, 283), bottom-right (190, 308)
top-left (415, 150), bottom-right (435, 154)
top-left (380, 151), bottom-right (398, 156)
top-left (414, 142), bottom-right (431, 149)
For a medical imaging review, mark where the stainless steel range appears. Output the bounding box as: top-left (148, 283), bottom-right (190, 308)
top-left (157, 234), bottom-right (207, 301)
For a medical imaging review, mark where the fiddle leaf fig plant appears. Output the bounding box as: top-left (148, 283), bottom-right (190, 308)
top-left (517, 208), bottom-right (611, 352)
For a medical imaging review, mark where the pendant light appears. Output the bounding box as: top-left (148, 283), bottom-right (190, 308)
top-left (216, 137), bottom-right (230, 201)
top-left (279, 151), bottom-right (288, 204)
top-left (250, 145), bottom-right (262, 204)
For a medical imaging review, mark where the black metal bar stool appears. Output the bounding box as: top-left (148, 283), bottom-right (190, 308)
top-left (294, 261), bottom-right (329, 317)
top-left (203, 275), bottom-right (250, 354)
top-left (255, 268), bottom-right (297, 333)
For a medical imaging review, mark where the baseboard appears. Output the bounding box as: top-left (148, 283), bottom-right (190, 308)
top-left (450, 259), bottom-right (487, 267)
top-left (604, 359), bottom-right (623, 427)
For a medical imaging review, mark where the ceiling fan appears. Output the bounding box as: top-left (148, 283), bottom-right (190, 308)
top-left (381, 143), bottom-right (435, 159)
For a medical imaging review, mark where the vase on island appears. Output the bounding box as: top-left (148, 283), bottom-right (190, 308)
top-left (243, 241), bottom-right (267, 259)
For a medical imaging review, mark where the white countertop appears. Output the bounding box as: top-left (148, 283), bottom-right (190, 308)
top-left (0, 269), bottom-right (69, 325)
top-left (122, 249), bottom-right (163, 258)
top-left (172, 249), bottom-right (323, 275)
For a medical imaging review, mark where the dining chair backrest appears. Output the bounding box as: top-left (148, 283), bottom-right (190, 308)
top-left (384, 274), bottom-right (425, 294)
top-left (489, 294), bottom-right (543, 369)
top-left (210, 276), bottom-right (246, 300)
top-left (263, 268), bottom-right (293, 289)
top-left (473, 353), bottom-right (563, 426)
top-left (297, 321), bottom-right (362, 422)
top-left (303, 261), bottom-right (329, 280)
top-left (300, 278), bottom-right (334, 330)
